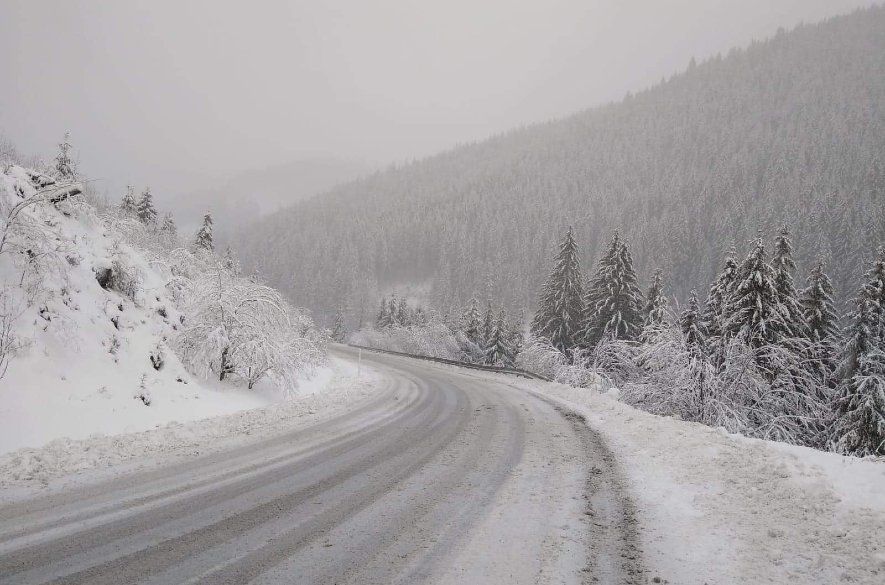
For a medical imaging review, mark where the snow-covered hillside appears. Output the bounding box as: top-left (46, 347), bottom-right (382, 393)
top-left (0, 161), bottom-right (326, 454)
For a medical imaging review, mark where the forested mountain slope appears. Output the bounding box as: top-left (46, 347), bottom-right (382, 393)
top-left (233, 6), bottom-right (885, 326)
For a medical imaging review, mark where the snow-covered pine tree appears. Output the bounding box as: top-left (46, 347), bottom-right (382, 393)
top-left (136, 188), bottom-right (158, 225)
top-left (800, 261), bottom-right (840, 381)
top-left (54, 132), bottom-right (76, 180)
top-left (388, 295), bottom-right (399, 326)
top-left (161, 212), bottom-right (177, 236)
top-left (332, 309), bottom-right (347, 342)
top-left (194, 212), bottom-right (214, 251)
top-left (530, 227), bottom-right (584, 353)
top-left (723, 237), bottom-right (790, 352)
top-left (482, 301), bottom-right (494, 348)
top-left (485, 310), bottom-right (515, 366)
top-left (376, 297), bottom-right (390, 329)
top-left (771, 225), bottom-right (807, 338)
top-left (831, 248), bottom-right (885, 456)
top-left (397, 296), bottom-right (409, 327)
top-left (680, 289), bottom-right (706, 354)
top-left (580, 232), bottom-right (645, 348)
top-left (461, 297), bottom-right (482, 344)
top-left (120, 185), bottom-right (137, 216)
top-left (643, 268), bottom-right (669, 327)
top-left (702, 248), bottom-right (738, 339)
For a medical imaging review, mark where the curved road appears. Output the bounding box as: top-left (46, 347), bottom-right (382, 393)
top-left (0, 346), bottom-right (643, 584)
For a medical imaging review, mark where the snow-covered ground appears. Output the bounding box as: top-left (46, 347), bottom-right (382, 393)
top-left (0, 356), bottom-right (380, 499)
top-left (491, 373), bottom-right (885, 585)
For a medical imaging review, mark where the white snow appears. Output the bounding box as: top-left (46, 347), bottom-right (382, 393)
top-left (0, 164), bottom-right (326, 459)
top-left (0, 356), bottom-right (379, 497)
top-left (469, 369), bottom-right (885, 585)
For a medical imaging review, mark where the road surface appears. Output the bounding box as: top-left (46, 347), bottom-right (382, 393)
top-left (0, 346), bottom-right (643, 584)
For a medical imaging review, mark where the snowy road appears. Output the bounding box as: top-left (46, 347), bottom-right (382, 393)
top-left (0, 346), bottom-right (643, 584)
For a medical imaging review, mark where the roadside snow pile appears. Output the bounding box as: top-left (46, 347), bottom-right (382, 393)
top-left (0, 158), bottom-right (325, 455)
top-left (505, 375), bottom-right (885, 585)
top-left (0, 357), bottom-right (378, 490)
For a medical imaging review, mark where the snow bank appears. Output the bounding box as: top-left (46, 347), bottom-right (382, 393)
top-left (0, 163), bottom-right (325, 456)
top-left (499, 375), bottom-right (885, 584)
top-left (0, 357), bottom-right (378, 492)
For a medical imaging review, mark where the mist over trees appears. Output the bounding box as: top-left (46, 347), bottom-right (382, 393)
top-left (232, 7), bottom-right (885, 331)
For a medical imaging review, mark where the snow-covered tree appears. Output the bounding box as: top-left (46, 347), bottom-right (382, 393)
top-left (482, 301), bottom-right (494, 348)
top-left (680, 289), bottom-right (705, 354)
top-left (332, 308), bottom-right (347, 342)
top-left (194, 212), bottom-right (214, 251)
top-left (530, 227), bottom-right (584, 353)
top-left (461, 297), bottom-right (482, 344)
top-left (800, 261), bottom-right (840, 381)
top-left (120, 185), bottom-right (137, 216)
top-left (485, 310), bottom-right (515, 366)
top-left (723, 237), bottom-right (788, 351)
top-left (161, 212), bottom-right (177, 236)
top-left (53, 132), bottom-right (76, 180)
top-left (174, 261), bottom-right (319, 389)
top-left (136, 187), bottom-right (158, 225)
top-left (643, 268), bottom-right (669, 327)
top-left (580, 232), bottom-right (645, 348)
top-left (771, 225), bottom-right (806, 338)
top-left (396, 296), bottom-right (409, 327)
top-left (702, 248), bottom-right (738, 339)
top-left (376, 296), bottom-right (392, 329)
top-left (831, 249), bottom-right (885, 455)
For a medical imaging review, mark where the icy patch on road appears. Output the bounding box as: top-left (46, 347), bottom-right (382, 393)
top-left (0, 357), bottom-right (380, 494)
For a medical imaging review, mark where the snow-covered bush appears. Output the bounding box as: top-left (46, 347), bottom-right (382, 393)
top-left (173, 261), bottom-right (324, 392)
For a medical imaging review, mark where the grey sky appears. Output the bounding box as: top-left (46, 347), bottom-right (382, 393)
top-left (0, 0), bottom-right (877, 206)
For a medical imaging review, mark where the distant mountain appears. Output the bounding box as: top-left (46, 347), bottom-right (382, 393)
top-left (233, 6), bottom-right (885, 327)
top-left (171, 158), bottom-right (372, 239)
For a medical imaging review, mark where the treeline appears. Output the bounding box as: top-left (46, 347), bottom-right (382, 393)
top-left (232, 7), bottom-right (885, 329)
top-left (525, 227), bottom-right (884, 457)
top-left (350, 294), bottom-right (524, 367)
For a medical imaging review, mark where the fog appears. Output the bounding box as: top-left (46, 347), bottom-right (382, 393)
top-left (0, 0), bottom-right (877, 208)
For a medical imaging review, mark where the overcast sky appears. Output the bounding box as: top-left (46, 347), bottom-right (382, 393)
top-left (0, 0), bottom-right (878, 205)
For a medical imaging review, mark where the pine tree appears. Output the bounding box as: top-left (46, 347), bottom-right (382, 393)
top-left (461, 297), bottom-right (482, 344)
top-left (643, 268), bottom-right (669, 327)
top-left (332, 309), bottom-right (347, 342)
top-left (800, 261), bottom-right (840, 381)
top-left (397, 296), bottom-right (410, 327)
top-left (702, 248), bottom-right (738, 339)
top-left (580, 232), bottom-right (645, 348)
top-left (388, 295), bottom-right (399, 326)
top-left (120, 185), bottom-right (137, 216)
top-left (485, 310), bottom-right (515, 366)
top-left (771, 225), bottom-right (806, 338)
top-left (194, 212), bottom-right (214, 251)
top-left (376, 297), bottom-right (390, 329)
top-left (530, 227), bottom-right (584, 353)
top-left (136, 188), bottom-right (158, 225)
top-left (54, 132), bottom-right (76, 180)
top-left (832, 249), bottom-right (885, 456)
top-left (680, 289), bottom-right (706, 353)
top-left (724, 237), bottom-right (789, 351)
top-left (482, 301), bottom-right (495, 348)
top-left (161, 212), bottom-right (177, 236)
